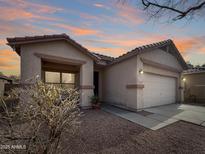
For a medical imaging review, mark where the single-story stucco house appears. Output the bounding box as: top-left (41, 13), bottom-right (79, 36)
top-left (6, 34), bottom-right (187, 110)
top-left (183, 68), bottom-right (205, 103)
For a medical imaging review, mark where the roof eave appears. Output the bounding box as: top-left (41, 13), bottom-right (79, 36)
top-left (6, 35), bottom-right (99, 61)
top-left (183, 71), bottom-right (205, 75)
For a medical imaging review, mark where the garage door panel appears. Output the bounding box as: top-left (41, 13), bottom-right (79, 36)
top-left (143, 73), bottom-right (176, 108)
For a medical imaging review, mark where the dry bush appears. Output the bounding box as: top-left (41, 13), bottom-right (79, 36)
top-left (0, 79), bottom-right (81, 154)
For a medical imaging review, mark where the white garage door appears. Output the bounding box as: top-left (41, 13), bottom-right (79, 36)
top-left (143, 73), bottom-right (176, 108)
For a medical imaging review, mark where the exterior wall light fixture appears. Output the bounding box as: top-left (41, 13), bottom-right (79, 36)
top-left (139, 69), bottom-right (144, 74)
top-left (182, 77), bottom-right (186, 82)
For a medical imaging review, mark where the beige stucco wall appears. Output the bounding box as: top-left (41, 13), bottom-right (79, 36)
top-left (141, 49), bottom-right (183, 70)
top-left (102, 56), bottom-right (138, 109)
top-left (20, 40), bottom-right (94, 107)
top-left (103, 48), bottom-right (184, 110)
top-left (138, 49), bottom-right (183, 109)
top-left (183, 73), bottom-right (205, 103)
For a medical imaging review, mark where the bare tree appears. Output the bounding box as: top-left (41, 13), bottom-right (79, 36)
top-left (140, 0), bottom-right (205, 21)
top-left (0, 78), bottom-right (81, 154)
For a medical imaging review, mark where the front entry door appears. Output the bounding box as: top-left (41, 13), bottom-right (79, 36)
top-left (93, 71), bottom-right (99, 96)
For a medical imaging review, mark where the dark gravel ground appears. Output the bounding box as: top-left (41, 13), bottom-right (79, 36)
top-left (62, 110), bottom-right (205, 154)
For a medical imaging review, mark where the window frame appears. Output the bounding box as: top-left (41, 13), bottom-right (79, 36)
top-left (61, 72), bottom-right (75, 84)
top-left (44, 71), bottom-right (75, 87)
top-left (44, 71), bottom-right (61, 84)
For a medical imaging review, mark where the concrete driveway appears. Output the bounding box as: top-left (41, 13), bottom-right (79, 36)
top-left (103, 104), bottom-right (205, 130)
top-left (145, 104), bottom-right (205, 126)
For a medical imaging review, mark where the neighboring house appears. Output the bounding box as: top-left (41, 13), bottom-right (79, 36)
top-left (183, 68), bottom-right (205, 103)
top-left (7, 34), bottom-right (187, 110)
top-left (0, 75), bottom-right (12, 96)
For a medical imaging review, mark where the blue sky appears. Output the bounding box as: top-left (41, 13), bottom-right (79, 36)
top-left (0, 0), bottom-right (205, 75)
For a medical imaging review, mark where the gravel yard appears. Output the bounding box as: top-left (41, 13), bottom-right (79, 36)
top-left (63, 110), bottom-right (205, 154)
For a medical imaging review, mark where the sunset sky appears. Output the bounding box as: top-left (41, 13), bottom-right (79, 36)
top-left (0, 0), bottom-right (205, 76)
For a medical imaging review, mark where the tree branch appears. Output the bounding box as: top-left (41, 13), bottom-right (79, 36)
top-left (141, 0), bottom-right (205, 20)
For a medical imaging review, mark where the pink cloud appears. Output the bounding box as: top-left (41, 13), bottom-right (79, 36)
top-left (173, 36), bottom-right (205, 54)
top-left (0, 49), bottom-right (15, 56)
top-left (84, 33), bottom-right (167, 57)
top-left (93, 3), bottom-right (110, 10)
top-left (0, 0), bottom-right (63, 22)
top-left (22, 1), bottom-right (63, 14)
top-left (1, 0), bottom-right (63, 14)
top-left (0, 21), bottom-right (57, 36)
top-left (0, 49), bottom-right (20, 74)
top-left (0, 7), bottom-right (59, 21)
top-left (93, 34), bottom-right (205, 58)
top-left (175, 40), bottom-right (197, 53)
top-left (200, 47), bottom-right (205, 53)
top-left (84, 33), bottom-right (166, 50)
top-left (115, 3), bottom-right (144, 25)
top-left (54, 23), bottom-right (99, 36)
top-left (0, 39), bottom-right (6, 46)
top-left (93, 3), bottom-right (104, 8)
top-left (80, 3), bottom-right (143, 26)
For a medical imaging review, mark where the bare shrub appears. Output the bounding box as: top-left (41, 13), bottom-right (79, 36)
top-left (0, 79), bottom-right (80, 154)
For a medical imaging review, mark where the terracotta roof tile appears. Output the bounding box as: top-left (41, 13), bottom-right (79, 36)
top-left (183, 67), bottom-right (205, 74)
top-left (7, 34), bottom-right (187, 69)
top-left (91, 52), bottom-right (114, 64)
top-left (110, 39), bottom-right (172, 65)
top-left (7, 34), bottom-right (99, 61)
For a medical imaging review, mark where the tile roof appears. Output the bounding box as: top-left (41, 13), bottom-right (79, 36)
top-left (111, 39), bottom-right (172, 65)
top-left (7, 34), bottom-right (187, 69)
top-left (92, 52), bottom-right (114, 64)
top-left (7, 33), bottom-right (99, 61)
top-left (108, 39), bottom-right (187, 69)
top-left (183, 67), bottom-right (205, 74)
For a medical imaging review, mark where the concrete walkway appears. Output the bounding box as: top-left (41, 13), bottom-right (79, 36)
top-left (144, 104), bottom-right (205, 126)
top-left (102, 104), bottom-right (205, 130)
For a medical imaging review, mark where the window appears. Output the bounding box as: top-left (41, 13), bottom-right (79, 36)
top-left (45, 71), bottom-right (60, 83)
top-left (44, 71), bottom-right (75, 88)
top-left (62, 73), bottom-right (75, 83)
